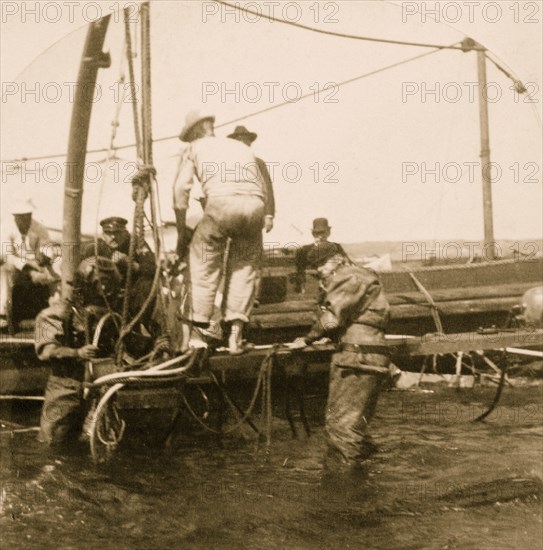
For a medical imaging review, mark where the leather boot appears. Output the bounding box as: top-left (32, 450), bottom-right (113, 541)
top-left (228, 320), bottom-right (245, 355)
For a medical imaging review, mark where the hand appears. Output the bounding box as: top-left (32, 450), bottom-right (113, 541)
top-left (111, 251), bottom-right (128, 264)
top-left (77, 344), bottom-right (99, 360)
top-left (263, 216), bottom-right (274, 233)
top-left (29, 269), bottom-right (56, 285)
top-left (24, 260), bottom-right (41, 272)
top-left (286, 337), bottom-right (308, 350)
top-left (132, 165), bottom-right (157, 185)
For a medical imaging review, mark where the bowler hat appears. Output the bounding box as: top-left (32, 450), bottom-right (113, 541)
top-left (227, 125), bottom-right (257, 143)
top-left (100, 216), bottom-right (128, 233)
top-left (312, 218), bottom-right (331, 233)
top-left (179, 110), bottom-right (216, 142)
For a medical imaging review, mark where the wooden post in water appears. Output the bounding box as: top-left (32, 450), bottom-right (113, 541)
top-left (61, 16), bottom-right (111, 302)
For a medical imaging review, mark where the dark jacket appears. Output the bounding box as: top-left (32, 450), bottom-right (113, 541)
top-left (305, 264), bottom-right (390, 372)
top-left (35, 303), bottom-right (86, 367)
top-left (294, 241), bottom-right (346, 292)
top-left (256, 157), bottom-right (275, 218)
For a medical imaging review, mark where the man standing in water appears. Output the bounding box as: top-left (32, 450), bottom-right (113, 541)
top-left (290, 243), bottom-right (391, 464)
top-left (36, 257), bottom-right (121, 446)
top-left (172, 110), bottom-right (267, 354)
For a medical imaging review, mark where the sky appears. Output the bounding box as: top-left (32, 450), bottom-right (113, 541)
top-left (1, 0), bottom-right (542, 249)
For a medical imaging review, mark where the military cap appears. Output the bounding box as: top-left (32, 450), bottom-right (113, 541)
top-left (100, 216), bottom-right (128, 233)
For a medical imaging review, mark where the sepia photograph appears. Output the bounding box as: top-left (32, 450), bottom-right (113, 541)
top-left (1, 1), bottom-right (542, 548)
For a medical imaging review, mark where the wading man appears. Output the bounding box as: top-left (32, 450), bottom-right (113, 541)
top-left (172, 110), bottom-right (266, 354)
top-left (36, 257), bottom-right (121, 446)
top-left (290, 243), bottom-right (391, 464)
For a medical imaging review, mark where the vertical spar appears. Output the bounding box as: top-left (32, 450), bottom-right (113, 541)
top-left (476, 46), bottom-right (496, 261)
top-left (462, 38), bottom-right (496, 261)
top-left (61, 16), bottom-right (112, 302)
top-left (463, 38), bottom-right (496, 260)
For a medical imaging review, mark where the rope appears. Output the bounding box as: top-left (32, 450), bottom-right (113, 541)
top-left (181, 347), bottom-right (278, 435)
top-left (119, 6), bottom-right (145, 359)
top-left (88, 46), bottom-right (128, 330)
top-left (213, 0), bottom-right (478, 51)
top-left (88, 348), bottom-right (199, 463)
top-left (407, 272), bottom-right (444, 334)
top-left (124, 7), bottom-right (143, 163)
top-left (473, 351), bottom-right (508, 422)
top-left (88, 348), bottom-right (195, 388)
top-left (3, 47), bottom-right (448, 164)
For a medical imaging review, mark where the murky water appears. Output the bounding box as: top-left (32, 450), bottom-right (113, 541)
top-left (1, 386), bottom-right (542, 550)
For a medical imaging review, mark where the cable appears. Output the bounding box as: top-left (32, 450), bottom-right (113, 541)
top-left (4, 45), bottom-right (447, 166)
top-left (213, 0), bottom-right (477, 51)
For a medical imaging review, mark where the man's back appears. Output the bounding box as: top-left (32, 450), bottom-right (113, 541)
top-left (174, 136), bottom-right (265, 210)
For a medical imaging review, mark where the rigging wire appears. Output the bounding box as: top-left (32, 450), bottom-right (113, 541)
top-left (212, 0), bottom-right (480, 51)
top-left (3, 46), bottom-right (448, 165)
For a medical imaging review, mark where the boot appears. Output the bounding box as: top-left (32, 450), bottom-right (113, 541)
top-left (188, 323), bottom-right (209, 350)
top-left (228, 319), bottom-right (248, 355)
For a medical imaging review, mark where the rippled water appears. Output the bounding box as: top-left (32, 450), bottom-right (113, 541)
top-left (1, 386), bottom-right (542, 550)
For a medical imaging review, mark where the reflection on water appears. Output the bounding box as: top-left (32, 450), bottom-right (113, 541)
top-left (1, 386), bottom-right (542, 549)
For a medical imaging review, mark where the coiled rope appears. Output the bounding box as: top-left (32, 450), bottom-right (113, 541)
top-left (88, 348), bottom-right (199, 463)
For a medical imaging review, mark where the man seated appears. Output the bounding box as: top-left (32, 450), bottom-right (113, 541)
top-left (83, 216), bottom-right (157, 327)
top-left (0, 199), bottom-right (59, 333)
top-left (294, 218), bottom-right (347, 294)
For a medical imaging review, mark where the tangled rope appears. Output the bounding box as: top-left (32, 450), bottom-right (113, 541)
top-left (181, 347), bottom-right (278, 440)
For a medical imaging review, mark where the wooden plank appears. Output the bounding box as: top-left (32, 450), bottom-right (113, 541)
top-left (393, 329), bottom-right (543, 356)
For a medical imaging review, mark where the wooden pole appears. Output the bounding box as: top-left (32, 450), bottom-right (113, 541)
top-left (476, 46), bottom-right (496, 261)
top-left (61, 17), bottom-right (111, 302)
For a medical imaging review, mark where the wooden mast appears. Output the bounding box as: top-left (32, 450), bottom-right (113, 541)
top-left (61, 16), bottom-right (112, 302)
top-left (476, 45), bottom-right (496, 261)
top-left (462, 38), bottom-right (496, 261)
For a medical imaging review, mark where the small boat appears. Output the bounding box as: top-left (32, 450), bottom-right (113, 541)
top-left (1, 4), bottom-right (542, 463)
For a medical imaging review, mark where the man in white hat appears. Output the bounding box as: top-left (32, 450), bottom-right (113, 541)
top-left (171, 110), bottom-right (267, 354)
top-left (0, 199), bottom-right (58, 332)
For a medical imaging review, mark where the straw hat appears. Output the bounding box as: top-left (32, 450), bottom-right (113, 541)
top-left (179, 110), bottom-right (215, 142)
top-left (10, 198), bottom-right (34, 215)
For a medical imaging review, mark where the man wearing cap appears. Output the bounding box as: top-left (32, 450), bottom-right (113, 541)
top-left (37, 256), bottom-right (121, 446)
top-left (172, 110), bottom-right (267, 354)
top-left (0, 199), bottom-right (58, 332)
top-left (83, 216), bottom-right (156, 326)
top-left (294, 218), bottom-right (346, 294)
top-left (289, 244), bottom-right (391, 465)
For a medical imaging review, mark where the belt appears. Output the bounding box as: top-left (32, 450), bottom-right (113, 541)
top-left (340, 343), bottom-right (390, 355)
